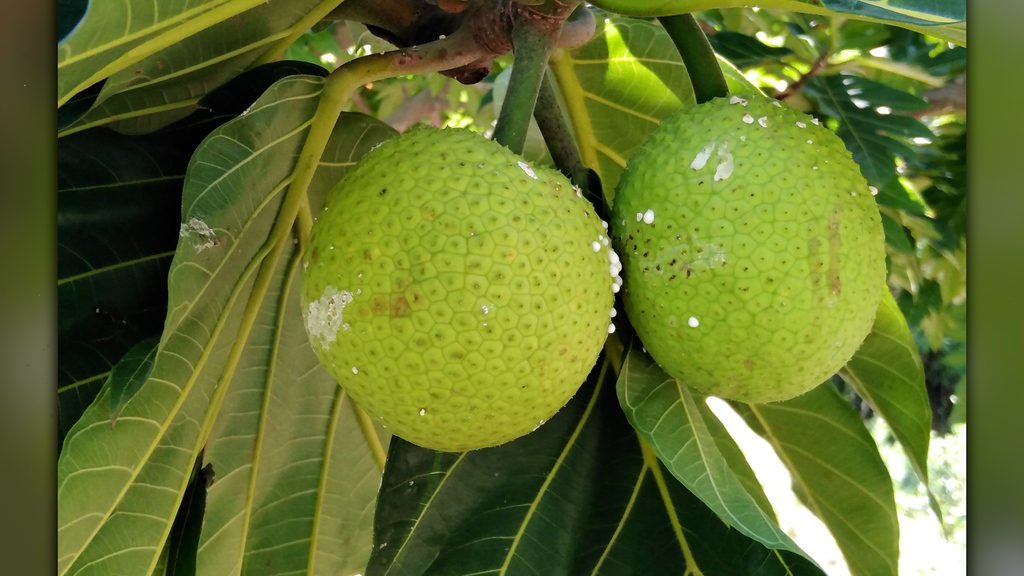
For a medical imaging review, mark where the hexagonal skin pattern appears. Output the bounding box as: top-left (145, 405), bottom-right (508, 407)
top-left (301, 128), bottom-right (615, 451)
top-left (612, 94), bottom-right (885, 403)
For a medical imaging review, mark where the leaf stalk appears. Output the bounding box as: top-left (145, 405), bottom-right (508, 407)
top-left (659, 14), bottom-right (729, 103)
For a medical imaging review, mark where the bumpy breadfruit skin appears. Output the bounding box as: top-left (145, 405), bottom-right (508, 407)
top-left (301, 128), bottom-right (615, 451)
top-left (612, 94), bottom-right (885, 403)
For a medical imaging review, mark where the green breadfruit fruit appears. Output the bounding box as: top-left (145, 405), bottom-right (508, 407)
top-left (612, 94), bottom-right (886, 404)
top-left (301, 128), bottom-right (617, 451)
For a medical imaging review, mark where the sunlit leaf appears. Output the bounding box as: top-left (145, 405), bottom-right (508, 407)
top-left (550, 16), bottom-right (696, 195)
top-left (734, 384), bottom-right (900, 576)
top-left (60, 1), bottom-right (333, 135)
top-left (616, 343), bottom-right (813, 561)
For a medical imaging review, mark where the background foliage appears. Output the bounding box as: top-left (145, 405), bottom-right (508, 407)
top-left (57, 1), bottom-right (966, 575)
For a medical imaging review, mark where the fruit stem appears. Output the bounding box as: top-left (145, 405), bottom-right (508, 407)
top-left (269, 26), bottom-right (489, 255)
top-left (492, 17), bottom-right (561, 154)
top-left (533, 73), bottom-right (593, 200)
top-left (659, 14), bottom-right (729, 104)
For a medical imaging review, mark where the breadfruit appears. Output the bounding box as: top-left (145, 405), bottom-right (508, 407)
top-left (612, 94), bottom-right (885, 403)
top-left (301, 128), bottom-right (617, 451)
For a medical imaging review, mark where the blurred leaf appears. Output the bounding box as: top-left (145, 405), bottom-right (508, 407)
top-left (57, 76), bottom-right (392, 576)
top-left (734, 384), bottom-right (900, 576)
top-left (370, 358), bottom-right (822, 575)
top-left (804, 73), bottom-right (932, 186)
top-left (896, 279), bottom-right (942, 327)
top-left (948, 376), bottom-right (966, 425)
top-left (616, 343), bottom-right (812, 561)
top-left (707, 31), bottom-right (793, 68)
top-left (831, 74), bottom-right (930, 112)
top-left (881, 213), bottom-right (914, 253)
top-left (283, 23), bottom-right (346, 68)
top-left (836, 19), bottom-right (894, 52)
top-left (108, 337), bottom-right (160, 426)
top-left (874, 177), bottom-right (926, 216)
top-left (59, 0), bottom-right (333, 136)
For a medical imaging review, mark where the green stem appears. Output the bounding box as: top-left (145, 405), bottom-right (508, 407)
top-left (492, 22), bottom-right (560, 154)
top-left (270, 26), bottom-right (487, 249)
top-left (533, 72), bottom-right (591, 200)
top-left (659, 14), bottom-right (729, 103)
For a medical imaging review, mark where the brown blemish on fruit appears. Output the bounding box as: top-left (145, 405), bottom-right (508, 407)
top-left (828, 200), bottom-right (842, 296)
top-left (370, 296), bottom-right (389, 315)
top-left (391, 296), bottom-right (411, 317)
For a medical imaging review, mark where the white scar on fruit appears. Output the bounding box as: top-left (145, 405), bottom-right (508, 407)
top-left (651, 236), bottom-right (727, 276)
top-left (306, 286), bottom-right (354, 348)
top-left (179, 217), bottom-right (220, 252)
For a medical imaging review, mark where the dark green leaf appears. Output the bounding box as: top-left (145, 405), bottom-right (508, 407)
top-left (58, 79), bottom-right (104, 131)
top-left (57, 127), bottom-right (185, 450)
top-left (616, 344), bottom-right (811, 561)
top-left (58, 0), bottom-right (89, 45)
top-left (836, 20), bottom-right (894, 53)
top-left (804, 74), bottom-right (932, 185)
top-left (166, 460), bottom-right (213, 576)
top-left (896, 280), bottom-right (942, 327)
top-left (707, 31), bottom-right (794, 68)
top-left (874, 177), bottom-right (926, 216)
top-left (734, 384), bottom-right (900, 576)
top-left (57, 61), bottom-right (324, 452)
top-left (108, 337), bottom-right (160, 426)
top-left (881, 213), bottom-right (914, 253)
top-left (830, 75), bottom-right (930, 112)
top-left (370, 358), bottom-right (822, 575)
